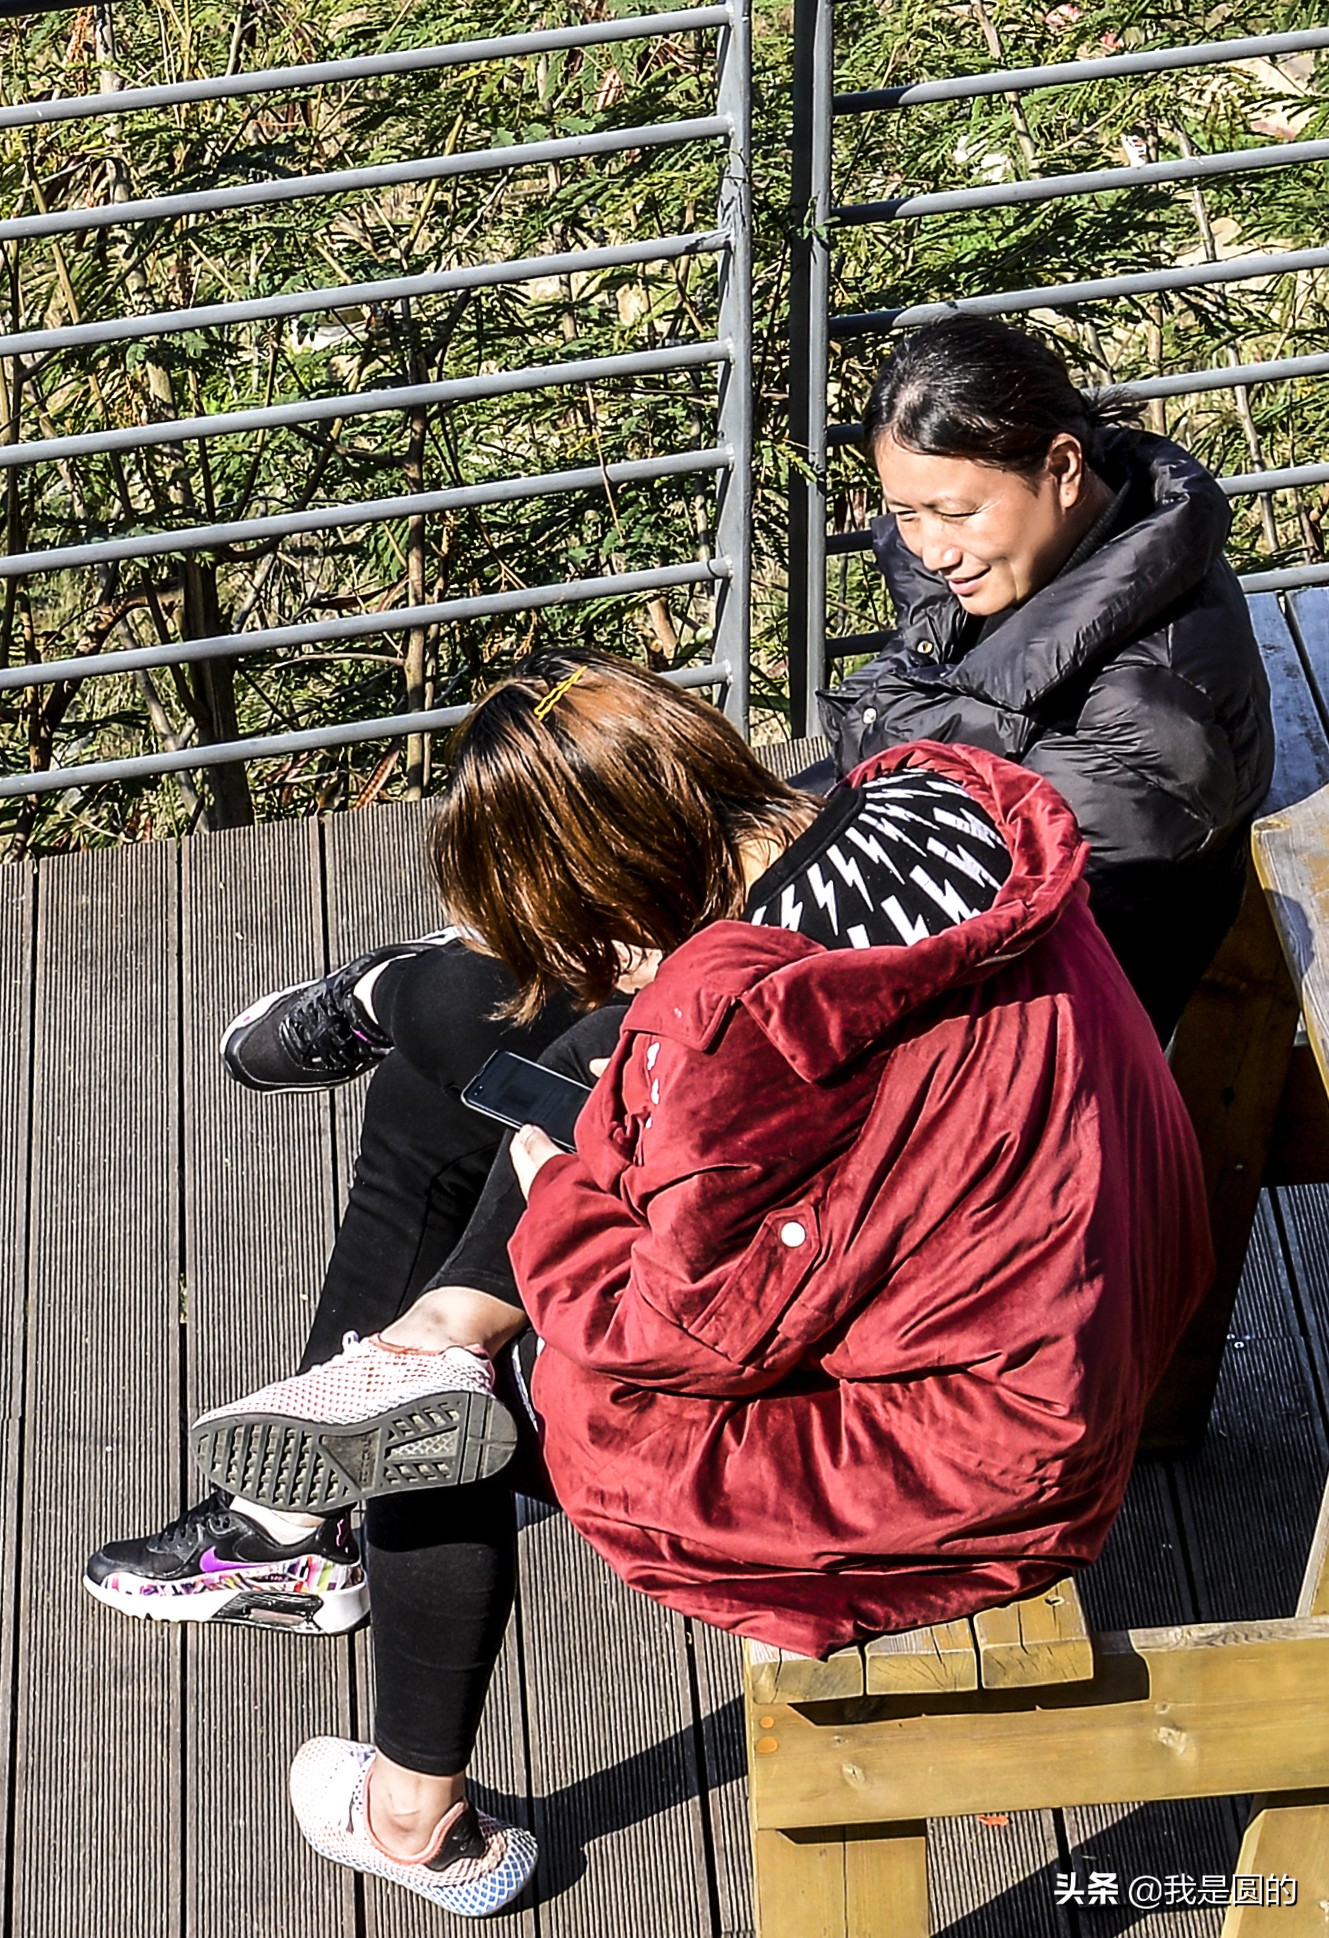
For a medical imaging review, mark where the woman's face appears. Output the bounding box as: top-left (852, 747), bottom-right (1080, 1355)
top-left (872, 431), bottom-right (1097, 615)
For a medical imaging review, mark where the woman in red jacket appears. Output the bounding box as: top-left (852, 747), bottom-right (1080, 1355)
top-left (183, 652), bottom-right (1212, 1917)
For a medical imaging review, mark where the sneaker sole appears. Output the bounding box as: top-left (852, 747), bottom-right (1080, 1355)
top-left (83, 1572), bottom-right (369, 1634)
top-left (189, 1389), bottom-right (518, 1514)
top-left (302, 1816), bottom-right (539, 1917)
top-left (220, 982), bottom-right (370, 1094)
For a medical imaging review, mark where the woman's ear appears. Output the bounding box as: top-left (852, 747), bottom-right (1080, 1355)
top-left (1044, 431), bottom-right (1088, 509)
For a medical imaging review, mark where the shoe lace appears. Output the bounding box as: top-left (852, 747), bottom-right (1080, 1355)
top-left (282, 971), bottom-right (373, 1065)
top-left (147, 1489), bottom-right (235, 1557)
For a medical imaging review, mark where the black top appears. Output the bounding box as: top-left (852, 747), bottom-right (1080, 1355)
top-left (820, 424), bottom-right (1274, 918)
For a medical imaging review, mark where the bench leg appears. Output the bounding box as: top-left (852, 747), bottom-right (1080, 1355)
top-left (752, 1821), bottom-right (929, 1938)
top-left (1220, 1793), bottom-right (1329, 1935)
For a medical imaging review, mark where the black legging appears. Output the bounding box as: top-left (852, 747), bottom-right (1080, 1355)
top-left (295, 938), bottom-right (623, 1774)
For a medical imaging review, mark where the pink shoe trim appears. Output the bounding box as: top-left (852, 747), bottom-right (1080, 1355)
top-left (368, 1335), bottom-right (491, 1363)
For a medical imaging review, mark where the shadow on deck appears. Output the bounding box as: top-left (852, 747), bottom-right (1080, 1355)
top-left (3, 783), bottom-right (1328, 1938)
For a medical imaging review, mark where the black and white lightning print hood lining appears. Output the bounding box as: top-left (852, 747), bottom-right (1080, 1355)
top-left (744, 772), bottom-right (1012, 951)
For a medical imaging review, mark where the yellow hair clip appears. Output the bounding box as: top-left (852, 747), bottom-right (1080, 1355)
top-left (532, 666), bottom-right (587, 721)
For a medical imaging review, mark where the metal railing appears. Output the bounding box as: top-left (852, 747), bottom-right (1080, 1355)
top-left (0, 5), bottom-right (752, 804)
top-left (787, 3), bottom-right (1329, 733)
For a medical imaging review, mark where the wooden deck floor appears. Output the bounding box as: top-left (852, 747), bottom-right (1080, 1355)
top-left (4, 640), bottom-right (1329, 1934)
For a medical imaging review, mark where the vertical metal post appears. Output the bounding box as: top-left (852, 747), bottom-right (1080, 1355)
top-left (787, 0), bottom-right (833, 737)
top-left (713, 0), bottom-right (753, 733)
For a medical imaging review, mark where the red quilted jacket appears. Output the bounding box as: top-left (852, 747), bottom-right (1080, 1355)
top-left (509, 742), bottom-right (1213, 1656)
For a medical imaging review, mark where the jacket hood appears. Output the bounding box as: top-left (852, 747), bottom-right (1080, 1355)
top-left (626, 741), bottom-right (1088, 1081)
top-left (869, 426), bottom-right (1233, 712)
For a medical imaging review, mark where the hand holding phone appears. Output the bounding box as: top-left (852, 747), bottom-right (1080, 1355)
top-left (510, 1122), bottom-right (560, 1199)
top-left (460, 1049), bottom-right (593, 1154)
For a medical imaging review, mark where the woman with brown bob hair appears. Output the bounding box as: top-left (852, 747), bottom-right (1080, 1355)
top-left (431, 652), bottom-right (820, 1022)
top-left (154, 649), bottom-right (1211, 1919)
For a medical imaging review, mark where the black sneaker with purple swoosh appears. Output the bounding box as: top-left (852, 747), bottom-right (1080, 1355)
top-left (84, 1491), bottom-right (368, 1633)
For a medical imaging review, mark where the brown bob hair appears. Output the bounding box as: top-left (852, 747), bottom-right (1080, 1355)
top-left (429, 650), bottom-right (812, 1021)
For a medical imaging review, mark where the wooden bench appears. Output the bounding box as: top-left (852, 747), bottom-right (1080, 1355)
top-left (746, 588), bottom-right (1329, 1937)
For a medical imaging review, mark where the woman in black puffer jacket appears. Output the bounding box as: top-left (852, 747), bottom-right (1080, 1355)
top-left (819, 316), bottom-right (1274, 1039)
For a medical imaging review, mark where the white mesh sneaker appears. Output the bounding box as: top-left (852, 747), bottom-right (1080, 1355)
top-left (189, 1336), bottom-right (518, 1514)
top-left (290, 1737), bottom-right (537, 1917)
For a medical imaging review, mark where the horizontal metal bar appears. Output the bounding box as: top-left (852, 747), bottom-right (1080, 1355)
top-left (823, 464), bottom-right (1329, 511)
top-left (0, 231), bottom-right (724, 362)
top-left (831, 246), bottom-right (1329, 336)
top-left (1103, 350), bottom-right (1329, 403)
top-left (825, 464), bottom-right (1329, 553)
top-left (5, 117), bottom-right (729, 244)
top-left (825, 349), bottom-right (1329, 448)
top-left (0, 448), bottom-right (732, 579)
top-left (0, 8), bottom-right (732, 131)
top-left (836, 137), bottom-right (1329, 228)
top-left (0, 656), bottom-right (733, 799)
top-left (1239, 562), bottom-right (1329, 593)
top-left (1222, 462), bottom-right (1329, 496)
top-left (824, 632), bottom-right (892, 661)
top-left (0, 561), bottom-right (729, 692)
top-left (834, 28), bottom-right (1329, 112)
top-left (0, 339), bottom-right (729, 471)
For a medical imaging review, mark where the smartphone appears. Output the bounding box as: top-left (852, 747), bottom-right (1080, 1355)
top-left (460, 1049), bottom-right (593, 1154)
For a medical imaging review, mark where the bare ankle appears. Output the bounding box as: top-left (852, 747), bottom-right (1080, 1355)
top-left (367, 1753), bottom-right (466, 1860)
top-left (382, 1285), bottom-right (526, 1359)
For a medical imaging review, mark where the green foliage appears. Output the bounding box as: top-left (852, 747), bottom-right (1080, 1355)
top-left (1, 0), bottom-right (1326, 852)
top-left (821, 0), bottom-right (1329, 645)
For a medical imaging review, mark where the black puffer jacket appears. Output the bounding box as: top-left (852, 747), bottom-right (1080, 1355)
top-left (819, 426), bottom-right (1274, 1034)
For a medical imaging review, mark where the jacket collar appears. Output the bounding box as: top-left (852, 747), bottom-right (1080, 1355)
top-left (868, 427), bottom-right (1232, 711)
top-left (625, 742), bottom-right (1088, 1081)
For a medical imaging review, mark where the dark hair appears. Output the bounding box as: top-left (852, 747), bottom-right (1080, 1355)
top-left (862, 315), bottom-right (1139, 475)
top-left (429, 650), bottom-right (813, 1021)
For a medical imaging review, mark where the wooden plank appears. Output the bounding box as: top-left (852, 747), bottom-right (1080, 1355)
top-left (748, 1618), bottom-right (1329, 1832)
top-left (754, 735), bottom-right (831, 782)
top-left (864, 1620), bottom-right (978, 1696)
top-left (750, 1828), bottom-right (850, 1938)
top-left (354, 1613), bottom-right (536, 1938)
top-left (925, 1812), bottom-right (1071, 1938)
top-left (0, 861), bottom-right (33, 1919)
top-left (1068, 1459), bottom-right (1238, 1938)
top-left (694, 1621), bottom-right (755, 1938)
top-left (1256, 591), bottom-right (1329, 818)
top-left (319, 803), bottom-right (535, 1938)
top-left (1164, 1209), bottom-right (1324, 1921)
top-left (322, 800), bottom-right (438, 1208)
top-left (1224, 1793), bottom-right (1329, 1936)
top-left (1152, 876), bottom-right (1302, 1448)
top-left (180, 817), bottom-right (359, 1938)
top-left (1288, 587), bottom-right (1329, 752)
top-left (1148, 593), bottom-right (1329, 1446)
top-left (1274, 1183), bottom-right (1329, 1617)
top-left (971, 1580), bottom-right (1093, 1690)
top-left (746, 1639), bottom-right (864, 1705)
top-left (750, 1823), bottom-right (927, 1938)
top-left (1174, 1197), bottom-right (1328, 1624)
top-left (845, 1819), bottom-right (928, 1935)
top-left (1253, 782), bottom-right (1329, 1089)
top-left (517, 1503), bottom-right (714, 1938)
top-left (13, 844), bottom-right (182, 1938)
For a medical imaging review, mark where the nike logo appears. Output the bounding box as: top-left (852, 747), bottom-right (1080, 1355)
top-left (199, 1545), bottom-right (284, 1576)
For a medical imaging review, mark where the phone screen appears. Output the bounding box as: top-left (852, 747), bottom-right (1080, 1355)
top-left (460, 1050), bottom-right (593, 1154)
